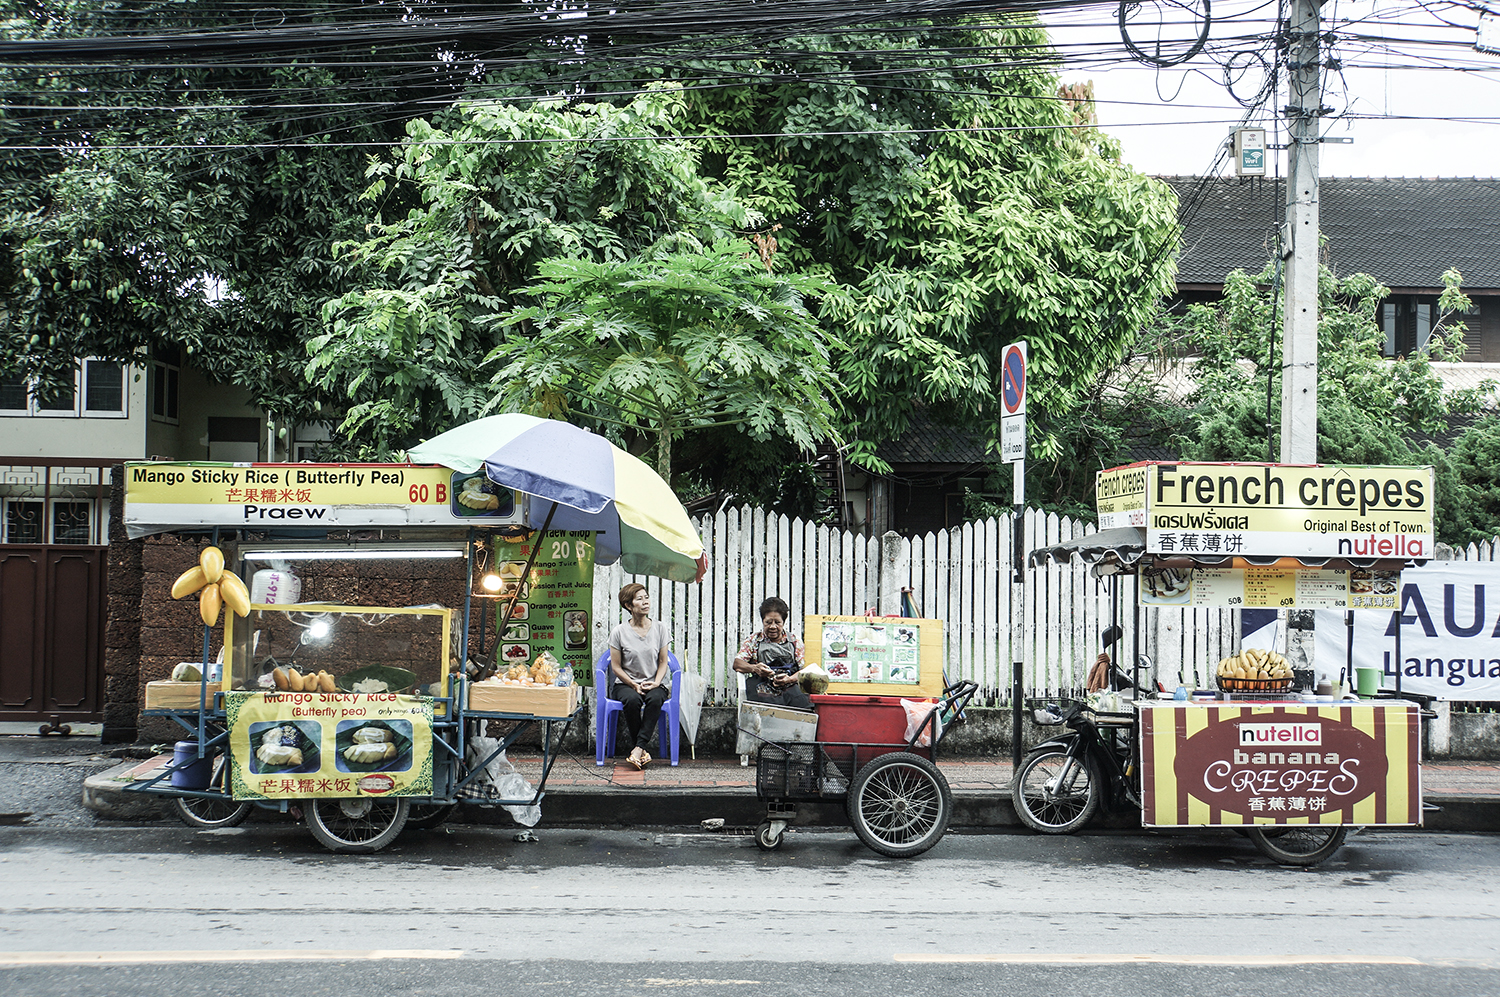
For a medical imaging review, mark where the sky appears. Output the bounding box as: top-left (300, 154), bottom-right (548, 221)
top-left (1040, 0), bottom-right (1500, 178)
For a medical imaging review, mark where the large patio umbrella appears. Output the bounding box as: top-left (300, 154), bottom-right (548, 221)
top-left (409, 414), bottom-right (706, 584)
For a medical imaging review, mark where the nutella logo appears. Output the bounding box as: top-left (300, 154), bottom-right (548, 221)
top-left (1238, 723), bottom-right (1322, 746)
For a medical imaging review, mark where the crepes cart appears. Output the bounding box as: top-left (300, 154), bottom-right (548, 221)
top-left (124, 415), bottom-right (706, 853)
top-left (1019, 461), bottom-right (1433, 866)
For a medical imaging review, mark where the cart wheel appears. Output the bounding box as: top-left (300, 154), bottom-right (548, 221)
top-left (405, 802), bottom-right (458, 831)
top-left (169, 754), bottom-right (252, 829)
top-left (754, 820), bottom-right (784, 851)
top-left (1245, 825), bottom-right (1348, 866)
top-left (305, 797), bottom-right (410, 853)
top-left (846, 752), bottom-right (951, 859)
top-left (1011, 748), bottom-right (1100, 835)
top-left (172, 795), bottom-right (252, 830)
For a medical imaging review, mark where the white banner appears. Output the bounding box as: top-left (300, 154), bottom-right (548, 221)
top-left (1314, 561), bottom-right (1500, 700)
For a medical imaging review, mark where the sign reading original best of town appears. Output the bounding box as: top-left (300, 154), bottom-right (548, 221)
top-left (124, 462), bottom-right (527, 534)
top-left (1096, 462), bottom-right (1435, 560)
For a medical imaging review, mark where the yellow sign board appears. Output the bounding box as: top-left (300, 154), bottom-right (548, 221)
top-left (226, 692), bottom-right (434, 800)
top-left (804, 615), bottom-right (944, 697)
top-left (1097, 462), bottom-right (1435, 559)
top-left (124, 461), bottom-right (525, 534)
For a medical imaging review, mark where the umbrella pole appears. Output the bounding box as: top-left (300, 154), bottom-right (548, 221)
top-left (498, 501), bottom-right (559, 639)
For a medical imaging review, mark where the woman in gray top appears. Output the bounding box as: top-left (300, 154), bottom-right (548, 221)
top-left (608, 583), bottom-right (670, 769)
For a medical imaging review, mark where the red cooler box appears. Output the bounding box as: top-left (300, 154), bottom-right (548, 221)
top-left (810, 694), bottom-right (933, 761)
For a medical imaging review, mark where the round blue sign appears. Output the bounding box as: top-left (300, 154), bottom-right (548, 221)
top-left (1002, 347), bottom-right (1025, 414)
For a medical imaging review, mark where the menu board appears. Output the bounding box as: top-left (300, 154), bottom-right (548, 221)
top-left (1140, 566), bottom-right (1400, 610)
top-left (490, 530), bottom-right (596, 685)
top-left (803, 615), bottom-right (945, 697)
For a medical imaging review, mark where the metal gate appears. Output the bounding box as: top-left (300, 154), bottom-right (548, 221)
top-left (0, 459), bottom-right (111, 727)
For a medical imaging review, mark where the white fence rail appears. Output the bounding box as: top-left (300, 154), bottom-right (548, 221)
top-left (590, 506), bottom-right (1500, 704)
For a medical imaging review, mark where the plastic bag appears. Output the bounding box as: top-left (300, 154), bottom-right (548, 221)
top-left (901, 698), bottom-right (942, 748)
top-left (464, 736), bottom-right (542, 827)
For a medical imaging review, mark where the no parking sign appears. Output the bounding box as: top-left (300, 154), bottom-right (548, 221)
top-left (1001, 342), bottom-right (1026, 462)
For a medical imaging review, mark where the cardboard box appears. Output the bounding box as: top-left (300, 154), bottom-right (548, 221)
top-left (736, 700), bottom-right (819, 755)
top-left (467, 682), bottom-right (579, 717)
top-left (145, 681), bottom-right (217, 710)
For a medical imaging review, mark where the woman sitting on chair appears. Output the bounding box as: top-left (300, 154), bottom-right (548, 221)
top-left (608, 583), bottom-right (670, 770)
top-left (732, 596), bottom-right (812, 711)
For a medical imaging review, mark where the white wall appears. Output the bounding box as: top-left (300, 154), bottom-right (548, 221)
top-left (0, 364), bottom-right (148, 460)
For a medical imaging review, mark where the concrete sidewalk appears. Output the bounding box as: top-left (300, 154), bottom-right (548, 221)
top-left (78, 745), bottom-right (1500, 832)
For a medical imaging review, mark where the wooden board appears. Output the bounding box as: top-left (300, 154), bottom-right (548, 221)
top-left (144, 681), bottom-right (216, 710)
top-left (466, 683), bottom-right (579, 718)
top-left (803, 615), bottom-right (944, 697)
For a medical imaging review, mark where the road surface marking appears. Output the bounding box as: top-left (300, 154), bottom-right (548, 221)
top-left (0, 949), bottom-right (463, 966)
top-left (895, 953), bottom-right (1424, 966)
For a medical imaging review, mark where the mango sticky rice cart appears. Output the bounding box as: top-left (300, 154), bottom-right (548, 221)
top-left (1022, 461), bottom-right (1432, 866)
top-left (125, 415), bottom-right (705, 853)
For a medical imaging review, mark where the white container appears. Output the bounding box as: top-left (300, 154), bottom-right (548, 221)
top-left (250, 569), bottom-right (301, 605)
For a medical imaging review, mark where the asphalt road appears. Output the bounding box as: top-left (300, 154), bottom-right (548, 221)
top-left (2, 821), bottom-right (1497, 997)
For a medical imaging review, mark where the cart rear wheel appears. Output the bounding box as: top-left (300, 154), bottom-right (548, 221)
top-left (305, 797), bottom-right (409, 853)
top-left (1012, 748), bottom-right (1100, 834)
top-left (172, 795), bottom-right (252, 829)
top-left (754, 820), bottom-right (784, 851)
top-left (405, 802), bottom-right (458, 830)
top-left (1246, 825), bottom-right (1348, 866)
top-left (846, 752), bottom-right (951, 858)
top-left (169, 754), bottom-right (251, 829)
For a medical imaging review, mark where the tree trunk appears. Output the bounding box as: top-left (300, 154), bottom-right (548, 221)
top-left (656, 428), bottom-right (671, 482)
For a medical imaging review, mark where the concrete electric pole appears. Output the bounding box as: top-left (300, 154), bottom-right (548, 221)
top-left (1280, 0), bottom-right (1323, 464)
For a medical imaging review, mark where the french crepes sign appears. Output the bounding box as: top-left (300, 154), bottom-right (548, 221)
top-left (1096, 462), bottom-right (1435, 560)
top-left (1138, 702), bottom-right (1421, 828)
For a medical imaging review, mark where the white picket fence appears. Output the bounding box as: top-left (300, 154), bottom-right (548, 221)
top-left (588, 506), bottom-right (1235, 704)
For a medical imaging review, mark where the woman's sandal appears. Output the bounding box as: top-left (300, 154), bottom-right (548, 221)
top-left (640, 752), bottom-right (651, 769)
top-left (627, 748), bottom-right (644, 770)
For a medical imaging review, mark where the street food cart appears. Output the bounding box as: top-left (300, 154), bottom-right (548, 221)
top-left (1020, 461), bottom-right (1433, 865)
top-left (124, 415), bottom-right (705, 853)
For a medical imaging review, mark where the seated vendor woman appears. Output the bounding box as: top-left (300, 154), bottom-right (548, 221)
top-left (608, 583), bottom-right (670, 770)
top-left (732, 596), bottom-right (812, 711)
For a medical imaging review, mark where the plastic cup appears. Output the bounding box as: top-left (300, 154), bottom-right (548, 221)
top-left (1355, 666), bottom-right (1382, 698)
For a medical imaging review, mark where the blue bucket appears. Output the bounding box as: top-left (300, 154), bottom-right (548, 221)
top-left (171, 741), bottom-right (213, 789)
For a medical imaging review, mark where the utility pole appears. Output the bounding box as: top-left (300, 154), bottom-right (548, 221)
top-left (1280, 0), bottom-right (1323, 464)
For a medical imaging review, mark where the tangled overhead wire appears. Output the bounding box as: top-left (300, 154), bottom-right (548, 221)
top-left (1118, 0), bottom-right (1214, 66)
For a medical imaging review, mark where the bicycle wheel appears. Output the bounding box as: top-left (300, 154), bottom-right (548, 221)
top-left (305, 797), bottom-right (409, 853)
top-left (405, 802), bottom-right (458, 830)
top-left (1246, 825), bottom-right (1348, 866)
top-left (846, 752), bottom-right (951, 858)
top-left (1011, 748), bottom-right (1100, 834)
top-left (169, 754), bottom-right (251, 829)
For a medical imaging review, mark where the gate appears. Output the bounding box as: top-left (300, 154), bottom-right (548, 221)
top-left (0, 460), bottom-right (111, 728)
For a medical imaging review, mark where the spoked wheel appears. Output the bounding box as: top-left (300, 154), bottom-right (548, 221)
top-left (1246, 824), bottom-right (1348, 866)
top-left (305, 797), bottom-right (410, 853)
top-left (405, 802), bottom-right (458, 831)
top-left (169, 755), bottom-right (252, 829)
top-left (1012, 748), bottom-right (1100, 834)
top-left (846, 752), bottom-right (952, 858)
top-left (754, 820), bottom-right (784, 851)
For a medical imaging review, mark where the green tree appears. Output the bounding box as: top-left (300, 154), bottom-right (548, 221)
top-left (309, 88), bottom-right (844, 471)
top-left (489, 241), bottom-right (841, 479)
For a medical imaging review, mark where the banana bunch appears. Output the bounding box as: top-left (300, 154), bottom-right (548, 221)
top-left (1216, 647), bottom-right (1293, 681)
top-left (272, 666), bottom-right (336, 693)
top-left (170, 546), bottom-right (250, 626)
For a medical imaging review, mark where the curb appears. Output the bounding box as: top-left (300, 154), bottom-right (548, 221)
top-left (83, 761), bottom-right (1500, 833)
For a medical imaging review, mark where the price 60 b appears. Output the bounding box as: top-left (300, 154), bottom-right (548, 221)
top-left (409, 482), bottom-right (447, 503)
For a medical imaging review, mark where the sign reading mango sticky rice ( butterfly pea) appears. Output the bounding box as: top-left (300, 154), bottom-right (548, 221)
top-left (226, 691), bottom-right (433, 800)
top-left (123, 461), bottom-right (526, 535)
top-left (1096, 462), bottom-right (1434, 561)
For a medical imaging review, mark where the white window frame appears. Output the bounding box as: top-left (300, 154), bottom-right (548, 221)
top-left (150, 349), bottom-right (180, 425)
top-left (0, 358), bottom-right (128, 419)
top-left (1, 497), bottom-right (98, 544)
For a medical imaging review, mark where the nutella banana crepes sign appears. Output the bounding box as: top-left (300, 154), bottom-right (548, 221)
top-left (226, 692), bottom-right (434, 800)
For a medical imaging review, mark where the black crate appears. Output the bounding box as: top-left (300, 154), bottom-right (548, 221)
top-left (756, 743), bottom-right (856, 801)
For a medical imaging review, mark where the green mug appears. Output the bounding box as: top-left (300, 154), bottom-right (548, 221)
top-left (1355, 666), bottom-right (1382, 698)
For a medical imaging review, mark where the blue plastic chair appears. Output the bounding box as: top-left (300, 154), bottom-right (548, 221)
top-left (594, 649), bottom-right (682, 766)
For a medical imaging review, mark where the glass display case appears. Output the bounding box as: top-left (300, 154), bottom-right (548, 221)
top-left (222, 603), bottom-right (453, 696)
